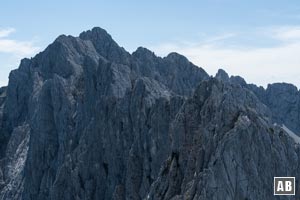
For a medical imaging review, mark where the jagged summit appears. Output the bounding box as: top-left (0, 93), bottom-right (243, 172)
top-left (266, 82), bottom-right (298, 92)
top-left (132, 47), bottom-right (156, 60)
top-left (2, 27), bottom-right (300, 200)
top-left (230, 75), bottom-right (247, 86)
top-left (54, 34), bottom-right (71, 42)
top-left (164, 52), bottom-right (190, 64)
top-left (79, 27), bottom-right (113, 42)
top-left (79, 27), bottom-right (131, 64)
top-left (215, 68), bottom-right (229, 81)
top-left (215, 69), bottom-right (247, 86)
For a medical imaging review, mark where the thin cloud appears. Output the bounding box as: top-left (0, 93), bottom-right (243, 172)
top-left (0, 28), bottom-right (15, 38)
top-left (150, 26), bottom-right (300, 88)
top-left (201, 33), bottom-right (237, 44)
top-left (0, 28), bottom-right (39, 56)
top-left (271, 26), bottom-right (300, 41)
top-left (0, 39), bottom-right (39, 56)
top-left (0, 28), bottom-right (40, 86)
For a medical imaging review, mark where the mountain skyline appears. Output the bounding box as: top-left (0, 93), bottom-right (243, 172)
top-left (1, 26), bottom-right (300, 199)
top-left (1, 1), bottom-right (300, 87)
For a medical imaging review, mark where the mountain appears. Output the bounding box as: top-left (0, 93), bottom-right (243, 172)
top-left (0, 27), bottom-right (300, 200)
top-left (215, 69), bottom-right (300, 135)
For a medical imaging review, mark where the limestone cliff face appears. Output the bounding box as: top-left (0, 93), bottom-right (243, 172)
top-left (216, 69), bottom-right (300, 136)
top-left (0, 28), bottom-right (299, 200)
top-left (0, 27), bottom-right (208, 200)
top-left (147, 79), bottom-right (300, 200)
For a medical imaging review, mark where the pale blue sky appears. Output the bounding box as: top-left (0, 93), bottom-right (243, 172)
top-left (1, 0), bottom-right (300, 87)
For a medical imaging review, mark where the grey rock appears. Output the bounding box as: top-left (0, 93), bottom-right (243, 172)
top-left (79, 27), bottom-right (131, 65)
top-left (264, 83), bottom-right (300, 133)
top-left (0, 87), bottom-right (6, 108)
top-left (1, 28), bottom-right (300, 200)
top-left (215, 69), bottom-right (229, 82)
top-left (147, 79), bottom-right (300, 200)
top-left (217, 69), bottom-right (300, 136)
top-left (132, 49), bottom-right (209, 96)
top-left (0, 27), bottom-right (207, 200)
top-left (0, 124), bottom-right (30, 200)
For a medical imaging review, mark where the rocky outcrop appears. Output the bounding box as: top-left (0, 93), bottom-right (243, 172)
top-left (0, 27), bottom-right (208, 200)
top-left (216, 69), bottom-right (300, 136)
top-left (0, 86), bottom-right (7, 190)
top-left (0, 87), bottom-right (6, 136)
top-left (263, 83), bottom-right (300, 133)
top-left (0, 87), bottom-right (5, 107)
top-left (147, 79), bottom-right (300, 200)
top-left (0, 27), bottom-right (300, 200)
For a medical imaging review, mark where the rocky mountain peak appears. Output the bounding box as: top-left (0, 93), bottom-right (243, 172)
top-left (267, 82), bottom-right (298, 93)
top-left (79, 27), bottom-right (113, 43)
top-left (215, 68), bottom-right (229, 82)
top-left (132, 47), bottom-right (156, 60)
top-left (229, 75), bottom-right (247, 86)
top-left (2, 27), bottom-right (300, 200)
top-left (54, 34), bottom-right (70, 42)
top-left (164, 52), bottom-right (190, 65)
top-left (79, 27), bottom-right (131, 64)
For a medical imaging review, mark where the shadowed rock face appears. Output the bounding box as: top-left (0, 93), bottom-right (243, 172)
top-left (0, 27), bottom-right (208, 200)
top-left (147, 79), bottom-right (300, 200)
top-left (0, 87), bottom-right (7, 157)
top-left (0, 27), bottom-right (300, 200)
top-left (216, 70), bottom-right (300, 136)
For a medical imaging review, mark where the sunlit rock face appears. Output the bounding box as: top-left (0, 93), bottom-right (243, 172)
top-left (0, 27), bottom-right (300, 200)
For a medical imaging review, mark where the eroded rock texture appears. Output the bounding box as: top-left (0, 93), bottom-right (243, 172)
top-left (0, 27), bottom-right (300, 200)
